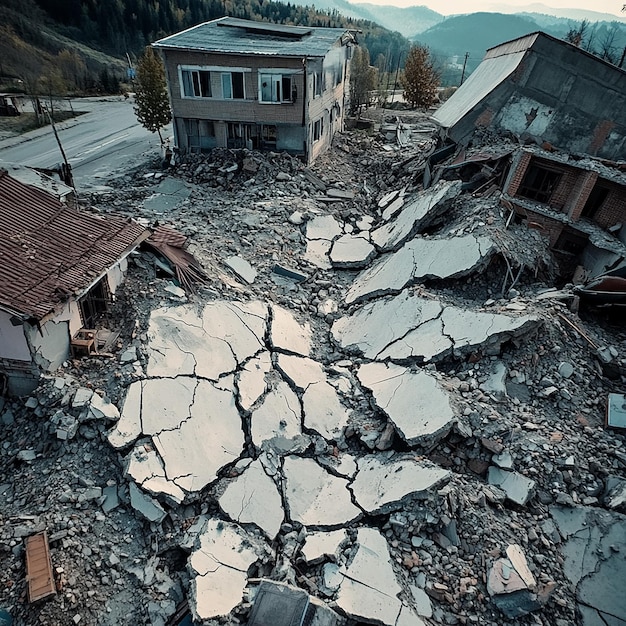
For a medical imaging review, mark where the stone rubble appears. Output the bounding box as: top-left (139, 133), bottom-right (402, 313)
top-left (2, 109), bottom-right (626, 626)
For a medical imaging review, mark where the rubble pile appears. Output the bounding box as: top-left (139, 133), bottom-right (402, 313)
top-left (2, 110), bottom-right (626, 626)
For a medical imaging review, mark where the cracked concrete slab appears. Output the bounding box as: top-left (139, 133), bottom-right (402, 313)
top-left (371, 181), bottom-right (462, 252)
top-left (277, 354), bottom-right (350, 441)
top-left (225, 255), bottom-right (257, 284)
top-left (357, 362), bottom-right (456, 445)
top-left (237, 351), bottom-right (272, 412)
top-left (188, 518), bottom-right (267, 621)
top-left (301, 530), bottom-right (348, 564)
top-left (304, 215), bottom-right (343, 269)
top-left (283, 456), bottom-right (361, 527)
top-left (128, 481), bottom-right (166, 524)
top-left (551, 506), bottom-right (626, 625)
top-left (108, 381), bottom-right (143, 449)
top-left (350, 456), bottom-right (451, 515)
top-left (332, 290), bottom-right (538, 363)
top-left (270, 305), bottom-right (312, 356)
top-left (488, 467), bottom-right (536, 506)
top-left (250, 380), bottom-right (309, 454)
top-left (336, 527), bottom-right (424, 626)
top-left (126, 445), bottom-right (185, 504)
top-left (218, 457), bottom-right (283, 539)
top-left (345, 234), bottom-right (495, 304)
top-left (329, 234), bottom-right (376, 269)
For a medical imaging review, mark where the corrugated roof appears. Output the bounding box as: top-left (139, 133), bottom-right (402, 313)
top-left (431, 49), bottom-right (528, 129)
top-left (153, 16), bottom-right (350, 58)
top-left (0, 170), bottom-right (149, 320)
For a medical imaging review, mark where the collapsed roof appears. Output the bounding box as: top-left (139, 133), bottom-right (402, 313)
top-left (0, 170), bottom-right (149, 321)
top-left (432, 31), bottom-right (626, 161)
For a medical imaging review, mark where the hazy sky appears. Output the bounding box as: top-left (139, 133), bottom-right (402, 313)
top-left (358, 0), bottom-right (626, 17)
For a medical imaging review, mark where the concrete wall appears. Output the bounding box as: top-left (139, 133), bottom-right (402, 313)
top-left (447, 34), bottom-right (626, 159)
top-left (0, 309), bottom-right (31, 362)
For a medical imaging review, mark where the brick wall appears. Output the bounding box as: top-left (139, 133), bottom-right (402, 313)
top-left (568, 171), bottom-right (598, 221)
top-left (505, 151), bottom-right (532, 197)
top-left (594, 186), bottom-right (626, 228)
top-left (511, 203), bottom-right (565, 247)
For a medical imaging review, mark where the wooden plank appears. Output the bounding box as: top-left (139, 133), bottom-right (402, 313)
top-left (25, 531), bottom-right (56, 602)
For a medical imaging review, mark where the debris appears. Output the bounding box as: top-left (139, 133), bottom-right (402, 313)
top-left (25, 531), bottom-right (56, 602)
top-left (487, 467), bottom-right (536, 506)
top-left (272, 264), bottom-right (308, 282)
top-left (225, 254), bottom-right (257, 284)
top-left (607, 393), bottom-right (626, 429)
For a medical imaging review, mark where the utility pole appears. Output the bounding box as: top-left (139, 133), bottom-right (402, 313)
top-left (43, 105), bottom-right (76, 194)
top-left (391, 54), bottom-right (403, 104)
top-left (460, 52), bottom-right (469, 85)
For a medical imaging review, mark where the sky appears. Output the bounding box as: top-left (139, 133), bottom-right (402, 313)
top-left (355, 0), bottom-right (626, 17)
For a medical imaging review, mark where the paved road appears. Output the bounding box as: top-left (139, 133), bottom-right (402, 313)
top-left (0, 97), bottom-right (172, 189)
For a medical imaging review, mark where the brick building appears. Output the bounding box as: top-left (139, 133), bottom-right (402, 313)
top-left (153, 17), bottom-right (356, 164)
top-left (502, 147), bottom-right (626, 274)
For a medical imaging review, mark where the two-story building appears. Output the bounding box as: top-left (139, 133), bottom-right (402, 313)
top-left (153, 17), bottom-right (356, 164)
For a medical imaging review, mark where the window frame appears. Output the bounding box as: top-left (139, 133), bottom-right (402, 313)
top-left (221, 71), bottom-right (245, 100)
top-left (179, 66), bottom-right (212, 98)
top-left (258, 70), bottom-right (297, 104)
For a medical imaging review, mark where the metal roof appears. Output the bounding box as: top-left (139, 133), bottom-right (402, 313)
top-left (153, 16), bottom-right (351, 58)
top-left (0, 170), bottom-right (149, 320)
top-left (431, 49), bottom-right (528, 129)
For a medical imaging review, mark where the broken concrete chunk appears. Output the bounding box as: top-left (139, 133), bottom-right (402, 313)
top-left (306, 215), bottom-right (342, 241)
top-left (188, 519), bottom-right (267, 622)
top-left (304, 238), bottom-right (333, 269)
top-left (72, 387), bottom-right (93, 409)
top-left (225, 255), bottom-right (257, 284)
top-left (488, 467), bottom-right (536, 506)
top-left (371, 181), bottom-right (462, 251)
top-left (329, 234), bottom-right (376, 269)
top-left (301, 529), bottom-right (347, 564)
top-left (357, 362), bottom-right (456, 445)
top-left (88, 392), bottom-right (120, 421)
top-left (345, 235), bottom-right (494, 305)
top-left (125, 445), bottom-right (185, 504)
top-left (51, 410), bottom-right (78, 440)
top-left (336, 527), bottom-right (422, 626)
top-left (250, 380), bottom-right (309, 454)
top-left (237, 351), bottom-right (272, 411)
top-left (283, 456), bottom-right (361, 527)
top-left (351, 455), bottom-right (451, 515)
top-left (333, 290), bottom-right (539, 363)
top-left (129, 482), bottom-right (166, 524)
top-left (218, 458), bottom-right (283, 539)
top-left (108, 381), bottom-right (143, 449)
top-left (270, 305), bottom-right (311, 356)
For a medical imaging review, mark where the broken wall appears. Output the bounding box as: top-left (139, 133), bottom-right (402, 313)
top-left (444, 34), bottom-right (626, 159)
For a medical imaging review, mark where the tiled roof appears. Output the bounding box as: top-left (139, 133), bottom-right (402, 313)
top-left (153, 16), bottom-right (352, 58)
top-left (0, 170), bottom-right (149, 320)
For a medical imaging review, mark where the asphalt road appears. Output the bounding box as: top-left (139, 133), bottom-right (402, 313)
top-left (0, 97), bottom-right (172, 189)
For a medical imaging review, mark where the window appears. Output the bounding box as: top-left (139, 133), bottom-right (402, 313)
top-left (181, 69), bottom-right (211, 98)
top-left (222, 72), bottom-right (245, 99)
top-left (260, 124), bottom-right (277, 147)
top-left (518, 164), bottom-right (562, 204)
top-left (313, 118), bottom-right (324, 142)
top-left (79, 277), bottom-right (110, 328)
top-left (313, 71), bottom-right (323, 97)
top-left (259, 73), bottom-right (292, 103)
top-left (184, 119), bottom-right (215, 152)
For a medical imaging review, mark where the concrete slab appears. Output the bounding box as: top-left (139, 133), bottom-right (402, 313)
top-left (304, 238), bottom-right (333, 269)
top-left (488, 467), bottom-right (536, 506)
top-left (350, 455), bottom-right (450, 515)
top-left (129, 482), bottom-right (166, 524)
top-left (301, 529), bottom-right (348, 564)
top-left (143, 177), bottom-right (191, 213)
top-left (188, 519), bottom-right (266, 621)
top-left (283, 456), bottom-right (361, 527)
top-left (357, 362), bottom-right (456, 445)
top-left (336, 527), bottom-right (420, 626)
top-left (345, 235), bottom-right (494, 304)
top-left (329, 234), bottom-right (376, 269)
top-left (332, 291), bottom-right (538, 363)
top-left (108, 381), bottom-right (143, 449)
top-left (371, 181), bottom-right (462, 252)
top-left (304, 215), bottom-right (342, 269)
top-left (218, 457), bottom-right (283, 539)
top-left (126, 446), bottom-right (185, 504)
top-left (237, 351), bottom-right (272, 411)
top-left (270, 305), bottom-right (311, 356)
top-left (250, 381), bottom-right (309, 453)
top-left (225, 255), bottom-right (257, 284)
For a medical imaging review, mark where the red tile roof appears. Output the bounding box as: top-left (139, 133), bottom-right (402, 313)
top-left (0, 170), bottom-right (149, 320)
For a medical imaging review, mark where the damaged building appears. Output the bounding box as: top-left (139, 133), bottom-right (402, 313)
top-left (0, 169), bottom-right (149, 395)
top-left (432, 31), bottom-right (626, 160)
top-left (153, 17), bottom-right (355, 163)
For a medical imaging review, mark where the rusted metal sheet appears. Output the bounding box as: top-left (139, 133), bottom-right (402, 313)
top-left (25, 531), bottom-right (56, 602)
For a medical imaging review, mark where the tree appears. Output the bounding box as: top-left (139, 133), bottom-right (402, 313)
top-left (402, 45), bottom-right (439, 109)
top-left (349, 45), bottom-right (377, 115)
top-left (133, 46), bottom-right (171, 145)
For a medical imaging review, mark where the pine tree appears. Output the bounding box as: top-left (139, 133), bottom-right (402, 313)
top-left (402, 45), bottom-right (439, 109)
top-left (133, 46), bottom-right (171, 145)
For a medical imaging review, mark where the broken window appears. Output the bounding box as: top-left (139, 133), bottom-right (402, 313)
top-left (518, 164), bottom-right (562, 204)
top-left (181, 69), bottom-right (212, 98)
top-left (184, 119), bottom-right (215, 153)
top-left (227, 123), bottom-right (256, 148)
top-left (260, 124), bottom-right (277, 148)
top-left (79, 277), bottom-right (110, 329)
top-left (259, 73), bottom-right (292, 103)
top-left (222, 72), bottom-right (245, 99)
top-left (313, 118), bottom-right (324, 142)
top-left (581, 184), bottom-right (610, 219)
top-left (312, 71), bottom-right (323, 97)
